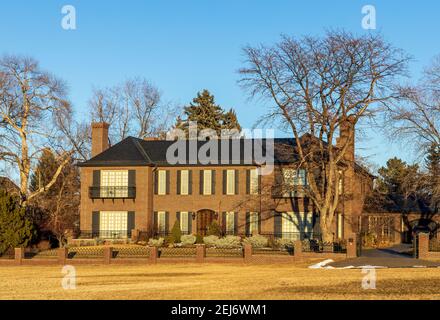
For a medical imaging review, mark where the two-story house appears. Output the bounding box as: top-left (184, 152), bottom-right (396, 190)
top-left (78, 122), bottom-right (374, 241)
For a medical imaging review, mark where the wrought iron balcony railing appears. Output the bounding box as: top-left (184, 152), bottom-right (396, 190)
top-left (89, 186), bottom-right (136, 199)
top-left (271, 185), bottom-right (308, 198)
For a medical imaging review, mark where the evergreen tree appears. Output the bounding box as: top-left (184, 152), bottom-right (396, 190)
top-left (175, 90), bottom-right (241, 137)
top-left (0, 191), bottom-right (35, 255)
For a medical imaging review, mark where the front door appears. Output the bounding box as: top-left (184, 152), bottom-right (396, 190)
top-left (197, 210), bottom-right (215, 236)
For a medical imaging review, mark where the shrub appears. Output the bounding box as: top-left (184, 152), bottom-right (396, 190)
top-left (243, 235), bottom-right (268, 248)
top-left (206, 221), bottom-right (222, 236)
top-left (276, 238), bottom-right (295, 249)
top-left (203, 235), bottom-right (219, 247)
top-left (214, 236), bottom-right (242, 248)
top-left (148, 238), bottom-right (164, 247)
top-left (195, 234), bottom-right (204, 244)
top-left (169, 220), bottom-right (182, 244)
top-left (181, 235), bottom-right (196, 246)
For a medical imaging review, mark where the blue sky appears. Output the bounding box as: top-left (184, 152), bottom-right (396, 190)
top-left (1, 0), bottom-right (439, 170)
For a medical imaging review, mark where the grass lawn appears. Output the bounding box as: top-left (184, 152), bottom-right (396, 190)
top-left (1, 261), bottom-right (440, 300)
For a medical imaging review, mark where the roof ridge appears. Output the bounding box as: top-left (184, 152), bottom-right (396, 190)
top-left (131, 137), bottom-right (153, 164)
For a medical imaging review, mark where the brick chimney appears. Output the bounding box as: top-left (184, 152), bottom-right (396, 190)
top-left (91, 122), bottom-right (110, 157)
top-left (336, 115), bottom-right (355, 162)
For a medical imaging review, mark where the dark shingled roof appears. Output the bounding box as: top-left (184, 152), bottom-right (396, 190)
top-left (78, 137), bottom-right (300, 167)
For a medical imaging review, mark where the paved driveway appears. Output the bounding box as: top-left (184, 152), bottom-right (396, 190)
top-left (328, 244), bottom-right (440, 268)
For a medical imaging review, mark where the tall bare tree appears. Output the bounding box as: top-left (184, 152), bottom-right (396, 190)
top-left (388, 56), bottom-right (440, 151)
top-left (0, 55), bottom-right (74, 206)
top-left (89, 77), bottom-right (177, 143)
top-left (239, 31), bottom-right (409, 241)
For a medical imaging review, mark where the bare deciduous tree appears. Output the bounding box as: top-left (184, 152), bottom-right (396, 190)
top-left (0, 55), bottom-right (74, 206)
top-left (239, 31), bottom-right (409, 241)
top-left (89, 77), bottom-right (177, 143)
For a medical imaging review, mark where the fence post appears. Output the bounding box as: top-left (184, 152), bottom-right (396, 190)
top-left (293, 241), bottom-right (302, 261)
top-left (58, 247), bottom-right (68, 265)
top-left (417, 232), bottom-right (429, 259)
top-left (149, 246), bottom-right (158, 264)
top-left (243, 244), bottom-right (253, 263)
top-left (103, 247), bottom-right (113, 264)
top-left (346, 234), bottom-right (357, 258)
top-left (14, 248), bottom-right (24, 265)
top-left (196, 244), bottom-right (206, 263)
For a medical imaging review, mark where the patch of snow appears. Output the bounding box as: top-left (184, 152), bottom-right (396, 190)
top-left (308, 259), bottom-right (334, 269)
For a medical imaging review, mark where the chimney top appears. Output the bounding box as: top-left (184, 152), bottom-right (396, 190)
top-left (91, 122), bottom-right (110, 157)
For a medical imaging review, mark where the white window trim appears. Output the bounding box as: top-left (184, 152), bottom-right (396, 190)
top-left (226, 170), bottom-right (235, 195)
top-left (226, 212), bottom-right (235, 234)
top-left (157, 211), bottom-right (166, 233)
top-left (203, 170), bottom-right (212, 195)
top-left (180, 170), bottom-right (189, 195)
top-left (180, 211), bottom-right (190, 233)
top-left (249, 168), bottom-right (259, 195)
top-left (158, 170), bottom-right (166, 195)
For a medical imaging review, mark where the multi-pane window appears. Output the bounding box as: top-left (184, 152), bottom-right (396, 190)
top-left (157, 211), bottom-right (167, 233)
top-left (282, 168), bottom-right (307, 186)
top-left (158, 170), bottom-right (167, 195)
top-left (249, 168), bottom-right (259, 195)
top-left (100, 170), bottom-right (128, 198)
top-left (180, 170), bottom-right (189, 195)
top-left (226, 170), bottom-right (235, 195)
top-left (281, 212), bottom-right (313, 240)
top-left (99, 211), bottom-right (128, 238)
top-left (180, 211), bottom-right (190, 234)
top-left (249, 212), bottom-right (259, 235)
top-left (203, 170), bottom-right (212, 195)
top-left (225, 212), bottom-right (235, 234)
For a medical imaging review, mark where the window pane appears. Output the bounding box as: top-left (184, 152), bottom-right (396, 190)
top-left (180, 170), bottom-right (189, 195)
top-left (158, 170), bottom-right (166, 195)
top-left (203, 170), bottom-right (212, 195)
top-left (226, 212), bottom-right (235, 234)
top-left (99, 211), bottom-right (128, 238)
top-left (226, 170), bottom-right (235, 195)
top-left (158, 211), bottom-right (166, 233)
top-left (249, 212), bottom-right (259, 235)
top-left (100, 170), bottom-right (128, 197)
top-left (250, 169), bottom-right (259, 194)
top-left (180, 211), bottom-right (189, 234)
top-left (281, 212), bottom-right (313, 240)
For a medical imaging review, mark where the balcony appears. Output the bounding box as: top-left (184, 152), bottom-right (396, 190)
top-left (271, 185), bottom-right (308, 198)
top-left (89, 186), bottom-right (136, 199)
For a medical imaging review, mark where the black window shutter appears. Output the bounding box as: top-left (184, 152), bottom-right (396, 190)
top-left (222, 211), bottom-right (226, 234)
top-left (166, 171), bottom-right (170, 195)
top-left (211, 170), bottom-right (216, 195)
top-left (246, 169), bottom-right (250, 194)
top-left (154, 171), bottom-right (158, 195)
top-left (92, 211), bottom-right (100, 237)
top-left (176, 170), bottom-right (181, 195)
top-left (199, 170), bottom-right (204, 195)
top-left (127, 211), bottom-right (135, 235)
top-left (258, 171), bottom-right (262, 195)
top-left (274, 212), bottom-right (282, 238)
top-left (93, 170), bottom-right (101, 186)
top-left (235, 170), bottom-right (239, 195)
top-left (222, 170), bottom-right (227, 194)
top-left (176, 211), bottom-right (181, 230)
top-left (128, 170), bottom-right (136, 186)
top-left (234, 212), bottom-right (239, 235)
top-left (188, 170), bottom-right (193, 195)
top-left (165, 211), bottom-right (170, 233)
top-left (257, 212), bottom-right (262, 234)
top-left (188, 212), bottom-right (193, 234)
top-left (245, 212), bottom-right (250, 236)
top-left (153, 211), bottom-right (158, 233)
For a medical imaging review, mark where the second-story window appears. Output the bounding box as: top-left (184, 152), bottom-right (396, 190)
top-left (101, 170), bottom-right (128, 197)
top-left (282, 168), bottom-right (307, 186)
top-left (179, 170), bottom-right (189, 195)
top-left (226, 170), bottom-right (236, 195)
top-left (248, 168), bottom-right (259, 195)
top-left (157, 170), bottom-right (167, 195)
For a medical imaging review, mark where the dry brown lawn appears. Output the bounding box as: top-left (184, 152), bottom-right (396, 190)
top-left (1, 261), bottom-right (440, 300)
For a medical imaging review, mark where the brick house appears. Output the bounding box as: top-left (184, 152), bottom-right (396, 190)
top-left (78, 122), bottom-right (374, 241)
